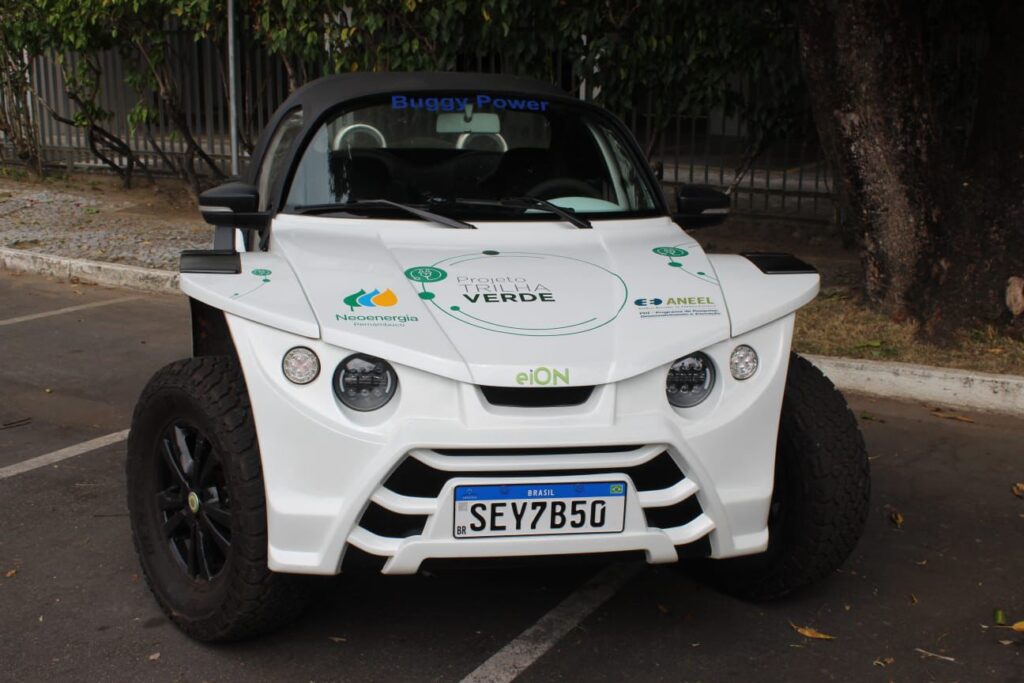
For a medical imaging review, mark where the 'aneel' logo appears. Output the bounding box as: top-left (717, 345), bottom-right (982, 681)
top-left (515, 367), bottom-right (571, 386)
top-left (634, 298), bottom-right (664, 307)
top-left (344, 288), bottom-right (398, 311)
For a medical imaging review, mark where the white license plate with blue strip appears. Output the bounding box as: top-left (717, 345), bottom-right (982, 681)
top-left (453, 482), bottom-right (627, 539)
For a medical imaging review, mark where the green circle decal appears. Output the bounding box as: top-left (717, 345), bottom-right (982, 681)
top-left (404, 266), bottom-right (448, 283)
top-left (653, 246), bottom-right (688, 257)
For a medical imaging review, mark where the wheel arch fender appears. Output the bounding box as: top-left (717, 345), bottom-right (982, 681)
top-left (708, 254), bottom-right (820, 337)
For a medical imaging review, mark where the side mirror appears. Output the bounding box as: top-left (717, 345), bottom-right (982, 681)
top-left (672, 184), bottom-right (730, 228)
top-left (199, 181), bottom-right (271, 231)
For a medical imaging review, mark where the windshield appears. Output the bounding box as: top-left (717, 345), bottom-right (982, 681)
top-left (283, 92), bottom-right (661, 220)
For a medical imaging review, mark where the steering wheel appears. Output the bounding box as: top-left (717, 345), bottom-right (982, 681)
top-left (525, 177), bottom-right (600, 200)
top-left (332, 123), bottom-right (387, 150)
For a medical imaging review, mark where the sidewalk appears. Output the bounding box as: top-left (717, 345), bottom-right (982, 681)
top-left (0, 176), bottom-right (206, 271)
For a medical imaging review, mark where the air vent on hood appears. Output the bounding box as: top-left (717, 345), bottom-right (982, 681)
top-left (479, 385), bottom-right (595, 407)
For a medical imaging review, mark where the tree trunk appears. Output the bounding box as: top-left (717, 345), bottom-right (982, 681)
top-left (797, 0), bottom-right (1024, 339)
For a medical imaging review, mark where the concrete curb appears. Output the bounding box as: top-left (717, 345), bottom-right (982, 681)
top-left (2, 248), bottom-right (1022, 416)
top-left (807, 354), bottom-right (1024, 417)
top-left (0, 246), bottom-right (178, 292)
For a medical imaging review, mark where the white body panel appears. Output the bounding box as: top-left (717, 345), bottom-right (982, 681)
top-left (181, 215), bottom-right (819, 575)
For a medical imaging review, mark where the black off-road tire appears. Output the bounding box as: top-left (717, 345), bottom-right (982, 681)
top-left (126, 356), bottom-right (311, 641)
top-left (694, 353), bottom-right (870, 600)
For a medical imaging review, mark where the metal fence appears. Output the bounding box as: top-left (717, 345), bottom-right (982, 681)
top-left (5, 37), bottom-right (833, 219)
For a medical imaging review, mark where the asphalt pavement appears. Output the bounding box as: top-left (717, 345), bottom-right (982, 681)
top-left (1, 270), bottom-right (1021, 683)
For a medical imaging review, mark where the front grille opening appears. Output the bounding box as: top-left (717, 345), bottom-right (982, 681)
top-left (643, 496), bottom-right (703, 530)
top-left (358, 502), bottom-right (428, 538)
top-left (674, 534), bottom-right (712, 559)
top-left (385, 450), bottom-right (685, 498)
top-left (340, 545), bottom-right (388, 573)
top-left (420, 550), bottom-right (647, 574)
top-left (480, 385), bottom-right (595, 407)
top-left (433, 445), bottom-right (641, 457)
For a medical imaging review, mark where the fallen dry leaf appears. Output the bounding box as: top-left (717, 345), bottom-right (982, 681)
top-left (790, 621), bottom-right (835, 640)
top-left (3, 569), bottom-right (16, 578)
top-left (1013, 621), bottom-right (1024, 633)
top-left (999, 639), bottom-right (1014, 645)
top-left (910, 594), bottom-right (918, 605)
top-left (1012, 482), bottom-right (1024, 498)
top-left (930, 408), bottom-right (974, 423)
top-left (328, 636), bottom-right (347, 643)
top-left (873, 657), bottom-right (896, 668)
top-left (890, 510), bottom-right (905, 529)
top-left (147, 652), bottom-right (160, 662)
top-left (915, 559), bottom-right (928, 566)
top-left (995, 609), bottom-right (1007, 625)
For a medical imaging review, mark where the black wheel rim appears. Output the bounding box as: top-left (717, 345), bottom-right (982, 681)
top-left (156, 422), bottom-right (232, 581)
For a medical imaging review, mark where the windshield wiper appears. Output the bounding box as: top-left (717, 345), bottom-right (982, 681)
top-left (295, 200), bottom-right (476, 230)
top-left (431, 197), bottom-right (593, 230)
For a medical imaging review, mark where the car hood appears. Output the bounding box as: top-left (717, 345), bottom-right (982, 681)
top-left (271, 214), bottom-right (732, 386)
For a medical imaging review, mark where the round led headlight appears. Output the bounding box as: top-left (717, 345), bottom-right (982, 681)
top-left (730, 345), bottom-right (759, 380)
top-left (282, 346), bottom-right (320, 385)
top-left (333, 354), bottom-right (398, 411)
top-left (666, 353), bottom-right (715, 408)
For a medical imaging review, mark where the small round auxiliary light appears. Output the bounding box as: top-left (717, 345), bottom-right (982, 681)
top-left (666, 353), bottom-right (716, 408)
top-left (729, 345), bottom-right (759, 380)
top-left (334, 354), bottom-right (398, 411)
top-left (282, 347), bottom-right (320, 385)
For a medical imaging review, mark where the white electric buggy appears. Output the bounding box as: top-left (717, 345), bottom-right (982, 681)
top-left (126, 72), bottom-right (870, 641)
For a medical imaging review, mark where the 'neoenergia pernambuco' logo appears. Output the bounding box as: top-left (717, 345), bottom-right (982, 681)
top-left (343, 288), bottom-right (398, 311)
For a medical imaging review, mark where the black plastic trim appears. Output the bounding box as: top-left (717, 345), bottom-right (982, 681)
top-left (480, 385), bottom-right (595, 408)
top-left (189, 298), bottom-right (237, 359)
top-left (180, 250), bottom-right (241, 274)
top-left (742, 252), bottom-right (817, 275)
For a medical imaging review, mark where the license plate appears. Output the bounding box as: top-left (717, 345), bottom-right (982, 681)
top-left (453, 481), bottom-right (627, 539)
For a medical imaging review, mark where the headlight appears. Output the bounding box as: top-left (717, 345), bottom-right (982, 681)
top-left (729, 345), bottom-right (759, 380)
top-left (282, 347), bottom-right (320, 384)
top-left (333, 354), bottom-right (398, 411)
top-left (666, 353), bottom-right (715, 407)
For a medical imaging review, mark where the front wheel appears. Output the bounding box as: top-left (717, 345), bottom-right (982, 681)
top-left (126, 356), bottom-right (310, 641)
top-left (694, 353), bottom-right (871, 600)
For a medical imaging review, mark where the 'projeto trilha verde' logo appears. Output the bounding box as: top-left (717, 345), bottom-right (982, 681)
top-left (515, 366), bottom-right (570, 386)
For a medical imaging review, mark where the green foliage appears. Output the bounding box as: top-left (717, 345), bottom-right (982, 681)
top-left (248, 0), bottom-right (803, 161)
top-left (0, 0), bottom-right (804, 182)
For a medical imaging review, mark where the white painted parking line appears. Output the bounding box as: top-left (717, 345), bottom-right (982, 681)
top-left (460, 562), bottom-right (642, 683)
top-left (0, 429), bottom-right (129, 480)
top-left (0, 296), bottom-right (141, 327)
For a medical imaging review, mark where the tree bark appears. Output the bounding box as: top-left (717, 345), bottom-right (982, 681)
top-left (797, 0), bottom-right (1024, 339)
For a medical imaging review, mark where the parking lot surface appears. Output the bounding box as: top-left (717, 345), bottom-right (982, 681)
top-left (1, 270), bottom-right (1022, 682)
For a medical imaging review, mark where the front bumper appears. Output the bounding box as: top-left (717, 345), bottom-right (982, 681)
top-left (227, 314), bottom-right (795, 575)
